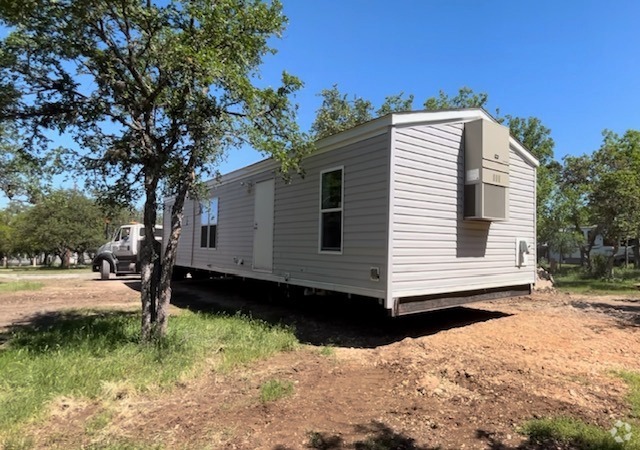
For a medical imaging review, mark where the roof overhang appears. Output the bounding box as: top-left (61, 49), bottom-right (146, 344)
top-left (315, 108), bottom-right (540, 168)
top-left (199, 108), bottom-right (541, 192)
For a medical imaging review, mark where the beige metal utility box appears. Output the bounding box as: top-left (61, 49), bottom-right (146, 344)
top-left (464, 119), bottom-right (510, 220)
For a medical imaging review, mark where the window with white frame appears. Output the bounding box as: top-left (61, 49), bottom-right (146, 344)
top-left (319, 167), bottom-right (343, 252)
top-left (200, 197), bottom-right (218, 248)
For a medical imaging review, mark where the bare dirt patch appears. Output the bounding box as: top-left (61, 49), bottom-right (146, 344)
top-left (2, 276), bottom-right (640, 449)
top-left (0, 275), bottom-right (140, 333)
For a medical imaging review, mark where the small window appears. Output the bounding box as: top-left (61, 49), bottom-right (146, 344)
top-left (200, 198), bottom-right (218, 248)
top-left (115, 227), bottom-right (130, 242)
top-left (319, 168), bottom-right (343, 252)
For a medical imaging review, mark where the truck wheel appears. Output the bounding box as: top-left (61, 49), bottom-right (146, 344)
top-left (100, 259), bottom-right (111, 280)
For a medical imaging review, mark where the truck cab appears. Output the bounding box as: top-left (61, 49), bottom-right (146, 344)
top-left (92, 223), bottom-right (163, 280)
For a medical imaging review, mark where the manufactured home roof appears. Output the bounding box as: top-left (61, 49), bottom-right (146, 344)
top-left (213, 108), bottom-right (539, 187)
top-left (316, 108), bottom-right (539, 168)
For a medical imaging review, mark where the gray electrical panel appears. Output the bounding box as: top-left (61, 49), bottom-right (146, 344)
top-left (463, 119), bottom-right (510, 221)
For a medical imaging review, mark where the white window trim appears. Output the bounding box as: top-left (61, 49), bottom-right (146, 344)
top-left (318, 166), bottom-right (344, 255)
top-left (200, 197), bottom-right (219, 250)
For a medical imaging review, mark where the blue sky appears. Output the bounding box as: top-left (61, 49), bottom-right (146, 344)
top-left (3, 0), bottom-right (640, 202)
top-left (216, 0), bottom-right (640, 173)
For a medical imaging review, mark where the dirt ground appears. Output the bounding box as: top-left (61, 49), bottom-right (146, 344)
top-left (1, 274), bottom-right (639, 450)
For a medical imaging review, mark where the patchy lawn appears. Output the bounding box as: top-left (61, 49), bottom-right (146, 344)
top-left (554, 264), bottom-right (640, 295)
top-left (1, 276), bottom-right (639, 449)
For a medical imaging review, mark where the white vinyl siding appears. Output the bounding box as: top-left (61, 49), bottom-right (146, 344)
top-left (168, 132), bottom-right (389, 298)
top-left (390, 122), bottom-right (536, 297)
top-left (172, 170), bottom-right (275, 275)
top-left (273, 133), bottom-right (389, 296)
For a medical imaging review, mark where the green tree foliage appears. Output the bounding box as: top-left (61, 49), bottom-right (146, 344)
top-left (311, 87), bottom-right (416, 139)
top-left (588, 130), bottom-right (640, 275)
top-left (376, 92), bottom-right (414, 117)
top-left (0, 202), bottom-right (29, 263)
top-left (547, 229), bottom-right (584, 270)
top-left (0, 0), bottom-right (310, 339)
top-left (0, 124), bottom-right (53, 203)
top-left (312, 85), bottom-right (493, 140)
top-left (311, 85), bottom-right (374, 139)
top-left (0, 208), bottom-right (14, 261)
top-left (552, 155), bottom-right (593, 264)
top-left (506, 115), bottom-right (560, 241)
top-left (423, 86), bottom-right (489, 110)
top-left (12, 190), bottom-right (105, 268)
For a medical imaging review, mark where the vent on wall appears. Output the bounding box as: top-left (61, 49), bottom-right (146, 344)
top-left (463, 119), bottom-right (510, 221)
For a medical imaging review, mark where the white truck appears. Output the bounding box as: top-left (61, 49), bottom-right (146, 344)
top-left (92, 223), bottom-right (163, 280)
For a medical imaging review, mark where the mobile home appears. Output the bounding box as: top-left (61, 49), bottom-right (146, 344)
top-left (548, 226), bottom-right (634, 265)
top-left (164, 109), bottom-right (538, 316)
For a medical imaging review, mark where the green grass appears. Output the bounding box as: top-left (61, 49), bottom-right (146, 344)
top-left (522, 417), bottom-right (626, 450)
top-left (1, 434), bottom-right (34, 450)
top-left (619, 371), bottom-right (640, 419)
top-left (318, 345), bottom-right (335, 357)
top-left (0, 309), bottom-right (297, 433)
top-left (522, 372), bottom-right (640, 449)
top-left (553, 264), bottom-right (640, 294)
top-left (0, 281), bottom-right (44, 293)
top-left (259, 379), bottom-right (294, 403)
top-left (83, 440), bottom-right (164, 450)
top-left (85, 409), bottom-right (113, 435)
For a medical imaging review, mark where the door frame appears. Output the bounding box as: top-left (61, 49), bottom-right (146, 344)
top-left (252, 178), bottom-right (275, 272)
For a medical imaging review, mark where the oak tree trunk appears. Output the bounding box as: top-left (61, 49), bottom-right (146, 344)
top-left (140, 170), bottom-right (160, 341)
top-left (606, 243), bottom-right (619, 280)
top-left (584, 226), bottom-right (601, 271)
top-left (156, 184), bottom-right (190, 337)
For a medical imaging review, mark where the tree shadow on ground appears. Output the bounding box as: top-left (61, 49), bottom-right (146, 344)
top-left (352, 422), bottom-right (433, 450)
top-left (275, 422), bottom-right (555, 450)
top-left (0, 310), bottom-right (139, 351)
top-left (477, 428), bottom-right (588, 450)
top-left (166, 278), bottom-right (512, 349)
top-left (476, 429), bottom-right (530, 449)
top-left (110, 277), bottom-right (141, 291)
top-left (275, 421), bottom-right (439, 450)
top-left (569, 300), bottom-right (640, 327)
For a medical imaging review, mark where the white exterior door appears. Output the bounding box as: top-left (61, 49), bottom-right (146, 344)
top-left (253, 179), bottom-right (275, 271)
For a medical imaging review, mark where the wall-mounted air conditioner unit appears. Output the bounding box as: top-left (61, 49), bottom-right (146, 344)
top-left (463, 119), bottom-right (510, 221)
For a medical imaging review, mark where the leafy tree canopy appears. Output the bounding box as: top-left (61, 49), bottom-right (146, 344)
top-left (311, 86), bottom-right (416, 140)
top-left (589, 130), bottom-right (640, 245)
top-left (376, 92), bottom-right (414, 117)
top-left (0, 0), bottom-right (311, 339)
top-left (311, 85), bottom-right (374, 140)
top-left (11, 190), bottom-right (105, 265)
top-left (0, 124), bottom-right (57, 203)
top-left (423, 87), bottom-right (488, 111)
